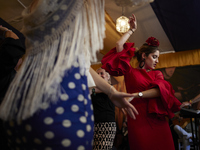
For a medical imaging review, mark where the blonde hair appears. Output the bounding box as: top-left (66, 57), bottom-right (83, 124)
top-left (96, 68), bottom-right (111, 84)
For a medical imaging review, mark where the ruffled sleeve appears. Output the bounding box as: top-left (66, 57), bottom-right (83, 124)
top-left (101, 43), bottom-right (135, 76)
top-left (148, 71), bottom-right (181, 119)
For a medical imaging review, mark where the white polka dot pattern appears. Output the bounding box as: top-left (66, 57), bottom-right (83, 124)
top-left (78, 94), bottom-right (84, 101)
top-left (85, 111), bottom-right (88, 117)
top-left (71, 105), bottom-right (79, 112)
top-left (74, 73), bottom-right (81, 79)
top-left (84, 99), bottom-right (88, 105)
top-left (62, 120), bottom-right (72, 128)
top-left (68, 82), bottom-right (75, 89)
top-left (77, 145), bottom-right (85, 150)
top-left (86, 125), bottom-right (92, 132)
top-left (53, 15), bottom-right (60, 21)
top-left (90, 104), bottom-right (93, 110)
top-left (82, 84), bottom-right (86, 90)
top-left (56, 107), bottom-right (64, 114)
top-left (79, 116), bottom-right (87, 123)
top-left (44, 117), bottom-right (54, 125)
top-left (91, 115), bottom-right (94, 121)
top-left (60, 94), bottom-right (69, 101)
top-left (40, 102), bottom-right (49, 110)
top-left (61, 139), bottom-right (71, 147)
top-left (4, 61), bottom-right (94, 149)
top-left (45, 131), bottom-right (54, 139)
top-left (88, 94), bottom-right (91, 100)
top-left (34, 138), bottom-right (42, 144)
top-left (77, 130), bottom-right (85, 138)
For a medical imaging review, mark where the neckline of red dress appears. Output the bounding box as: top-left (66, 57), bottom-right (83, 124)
top-left (136, 68), bottom-right (152, 72)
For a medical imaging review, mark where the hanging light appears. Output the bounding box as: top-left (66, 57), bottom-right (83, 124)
top-left (116, 16), bottom-right (130, 33)
top-left (115, 0), bottom-right (154, 33)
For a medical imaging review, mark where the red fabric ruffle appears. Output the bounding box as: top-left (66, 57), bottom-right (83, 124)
top-left (148, 79), bottom-right (182, 119)
top-left (101, 43), bottom-right (135, 76)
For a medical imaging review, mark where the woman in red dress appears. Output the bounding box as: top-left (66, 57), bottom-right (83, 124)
top-left (101, 14), bottom-right (181, 150)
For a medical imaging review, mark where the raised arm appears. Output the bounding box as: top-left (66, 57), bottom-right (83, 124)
top-left (89, 67), bottom-right (138, 119)
top-left (116, 14), bottom-right (137, 52)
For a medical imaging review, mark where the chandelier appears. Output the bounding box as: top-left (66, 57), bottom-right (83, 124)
top-left (116, 15), bottom-right (130, 33)
top-left (115, 0), bottom-right (154, 33)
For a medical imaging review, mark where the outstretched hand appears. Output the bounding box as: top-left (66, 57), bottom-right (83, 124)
top-left (109, 87), bottom-right (138, 119)
top-left (129, 14), bottom-right (137, 32)
top-left (180, 101), bottom-right (191, 108)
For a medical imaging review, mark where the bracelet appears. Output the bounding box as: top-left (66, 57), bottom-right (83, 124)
top-left (130, 28), bottom-right (134, 33)
top-left (127, 31), bottom-right (132, 36)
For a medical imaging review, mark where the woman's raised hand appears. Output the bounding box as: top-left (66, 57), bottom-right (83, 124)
top-left (129, 14), bottom-right (137, 32)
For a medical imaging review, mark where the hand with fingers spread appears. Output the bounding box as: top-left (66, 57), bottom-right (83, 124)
top-left (129, 14), bottom-right (137, 32)
top-left (109, 87), bottom-right (138, 119)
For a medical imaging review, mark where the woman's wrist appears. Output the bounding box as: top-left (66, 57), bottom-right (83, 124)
top-left (127, 30), bottom-right (133, 36)
top-left (127, 28), bottom-right (135, 36)
top-left (130, 28), bottom-right (135, 33)
top-left (108, 85), bottom-right (116, 99)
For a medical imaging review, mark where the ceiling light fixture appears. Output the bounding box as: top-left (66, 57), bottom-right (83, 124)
top-left (115, 0), bottom-right (154, 33)
top-left (116, 7), bottom-right (130, 33)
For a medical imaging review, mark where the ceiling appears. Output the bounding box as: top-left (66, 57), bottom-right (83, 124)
top-left (105, 0), bottom-right (174, 54)
top-left (1, 0), bottom-right (200, 59)
top-left (105, 0), bottom-right (200, 52)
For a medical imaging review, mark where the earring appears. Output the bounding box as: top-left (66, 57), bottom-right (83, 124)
top-left (139, 58), bottom-right (145, 68)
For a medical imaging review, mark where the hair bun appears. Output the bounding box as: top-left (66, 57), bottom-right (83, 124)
top-left (146, 37), bottom-right (159, 47)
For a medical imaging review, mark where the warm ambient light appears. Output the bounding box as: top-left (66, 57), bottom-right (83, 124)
top-left (115, 0), bottom-right (155, 33)
top-left (116, 16), bottom-right (130, 33)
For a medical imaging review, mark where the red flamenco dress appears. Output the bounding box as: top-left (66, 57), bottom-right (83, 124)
top-left (101, 43), bottom-right (181, 150)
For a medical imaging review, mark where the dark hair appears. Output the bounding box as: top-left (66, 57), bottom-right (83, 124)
top-left (134, 43), bottom-right (159, 62)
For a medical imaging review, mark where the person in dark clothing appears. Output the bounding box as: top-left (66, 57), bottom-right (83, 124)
top-left (0, 25), bottom-right (25, 103)
top-left (0, 25), bottom-right (25, 150)
top-left (91, 68), bottom-right (116, 150)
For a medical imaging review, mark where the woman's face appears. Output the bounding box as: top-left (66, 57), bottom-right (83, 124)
top-left (144, 50), bottom-right (159, 70)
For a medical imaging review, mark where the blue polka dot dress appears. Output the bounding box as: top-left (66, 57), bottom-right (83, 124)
top-left (4, 65), bottom-right (94, 150)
